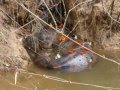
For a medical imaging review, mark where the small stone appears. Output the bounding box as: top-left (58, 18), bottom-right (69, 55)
top-left (74, 35), bottom-right (78, 39)
top-left (88, 59), bottom-right (93, 62)
top-left (55, 54), bottom-right (61, 59)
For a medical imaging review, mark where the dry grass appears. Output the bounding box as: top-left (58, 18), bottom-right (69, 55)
top-left (0, 7), bottom-right (29, 71)
top-left (67, 0), bottom-right (120, 49)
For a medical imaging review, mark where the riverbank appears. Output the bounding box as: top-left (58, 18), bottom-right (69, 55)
top-left (0, 0), bottom-right (120, 72)
top-left (0, 7), bottom-right (29, 71)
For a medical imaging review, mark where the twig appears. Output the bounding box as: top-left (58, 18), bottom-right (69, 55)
top-left (18, 18), bottom-right (37, 30)
top-left (61, 0), bottom-right (67, 17)
top-left (110, 0), bottom-right (115, 16)
top-left (67, 20), bottom-right (80, 36)
top-left (62, 0), bottom-right (93, 32)
top-left (0, 74), bottom-right (32, 90)
top-left (0, 31), bottom-right (8, 43)
top-left (20, 70), bottom-right (120, 90)
top-left (14, 70), bottom-right (18, 85)
top-left (0, 8), bottom-right (20, 27)
top-left (42, 0), bottom-right (58, 29)
top-left (101, 0), bottom-right (120, 25)
top-left (58, 20), bottom-right (80, 46)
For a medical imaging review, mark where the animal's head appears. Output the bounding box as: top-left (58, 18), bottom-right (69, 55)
top-left (34, 28), bottom-right (57, 48)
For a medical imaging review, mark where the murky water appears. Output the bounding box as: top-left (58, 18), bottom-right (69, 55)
top-left (0, 50), bottom-right (120, 90)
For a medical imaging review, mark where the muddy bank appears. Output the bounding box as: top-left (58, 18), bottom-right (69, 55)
top-left (64, 0), bottom-right (120, 50)
top-left (0, 0), bottom-right (120, 71)
top-left (0, 7), bottom-right (29, 71)
top-left (1, 0), bottom-right (119, 50)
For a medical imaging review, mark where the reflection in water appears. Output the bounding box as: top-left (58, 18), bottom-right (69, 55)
top-left (0, 50), bottom-right (120, 90)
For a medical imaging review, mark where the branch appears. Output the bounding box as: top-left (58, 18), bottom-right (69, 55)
top-left (0, 74), bottom-right (32, 90)
top-left (61, 0), bottom-right (67, 17)
top-left (20, 69), bottom-right (120, 90)
top-left (62, 0), bottom-right (93, 32)
top-left (101, 0), bottom-right (120, 24)
top-left (18, 18), bottom-right (37, 30)
top-left (42, 0), bottom-right (58, 29)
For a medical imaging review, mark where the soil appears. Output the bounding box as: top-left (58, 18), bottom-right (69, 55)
top-left (0, 7), bottom-right (29, 71)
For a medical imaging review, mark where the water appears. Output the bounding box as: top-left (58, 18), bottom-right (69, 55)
top-left (0, 50), bottom-right (120, 90)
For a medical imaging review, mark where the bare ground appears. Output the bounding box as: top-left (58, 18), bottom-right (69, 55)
top-left (0, 7), bottom-right (29, 71)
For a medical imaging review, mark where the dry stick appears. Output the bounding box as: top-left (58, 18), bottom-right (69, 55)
top-left (62, 0), bottom-right (92, 32)
top-left (61, 0), bottom-right (67, 17)
top-left (0, 74), bottom-right (32, 90)
top-left (110, 0), bottom-right (115, 16)
top-left (42, 0), bottom-right (58, 29)
top-left (58, 20), bottom-right (80, 46)
top-left (54, 1), bottom-right (63, 20)
top-left (13, 68), bottom-right (40, 90)
top-left (18, 18), bottom-right (37, 30)
top-left (73, 0), bottom-right (78, 6)
top-left (14, 70), bottom-right (18, 85)
top-left (0, 8), bottom-right (20, 27)
top-left (67, 20), bottom-right (80, 36)
top-left (0, 7), bottom-right (31, 36)
top-left (20, 70), bottom-right (120, 90)
top-left (0, 31), bottom-right (8, 43)
top-left (14, 0), bottom-right (120, 66)
top-left (72, 0), bottom-right (81, 25)
top-left (56, 0), bottom-right (90, 44)
top-left (116, 12), bottom-right (120, 21)
top-left (22, 73), bottom-right (39, 90)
